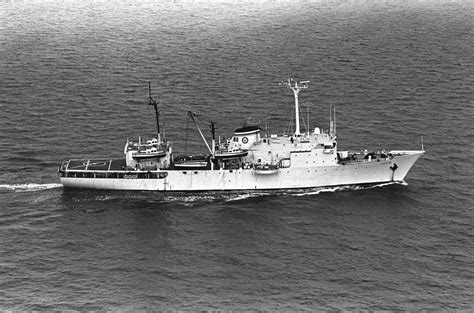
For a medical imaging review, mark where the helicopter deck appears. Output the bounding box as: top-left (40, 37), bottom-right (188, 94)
top-left (61, 159), bottom-right (127, 172)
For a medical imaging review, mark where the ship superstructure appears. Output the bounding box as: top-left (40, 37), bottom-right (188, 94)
top-left (59, 79), bottom-right (424, 191)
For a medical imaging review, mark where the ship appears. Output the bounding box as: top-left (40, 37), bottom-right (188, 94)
top-left (58, 79), bottom-right (424, 191)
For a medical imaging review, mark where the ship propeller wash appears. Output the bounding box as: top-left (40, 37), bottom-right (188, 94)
top-left (59, 79), bottom-right (424, 191)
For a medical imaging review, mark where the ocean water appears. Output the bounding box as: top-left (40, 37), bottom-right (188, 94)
top-left (0, 0), bottom-right (473, 310)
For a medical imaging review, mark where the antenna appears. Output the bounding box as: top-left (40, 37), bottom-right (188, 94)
top-left (329, 104), bottom-right (337, 138)
top-left (264, 110), bottom-right (269, 138)
top-left (421, 135), bottom-right (424, 151)
top-left (280, 78), bottom-right (309, 136)
top-left (148, 82), bottom-right (161, 144)
top-left (302, 102), bottom-right (312, 135)
top-left (307, 105), bottom-right (309, 135)
top-left (329, 104), bottom-right (332, 136)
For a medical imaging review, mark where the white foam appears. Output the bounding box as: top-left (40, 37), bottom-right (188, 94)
top-left (161, 192), bottom-right (270, 204)
top-left (224, 192), bottom-right (269, 202)
top-left (292, 187), bottom-right (339, 196)
top-left (289, 181), bottom-right (407, 196)
top-left (367, 181), bottom-right (408, 188)
top-left (162, 182), bottom-right (406, 203)
top-left (0, 183), bottom-right (63, 192)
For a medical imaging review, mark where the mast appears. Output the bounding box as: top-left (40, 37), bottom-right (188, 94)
top-left (148, 82), bottom-right (161, 144)
top-left (280, 78), bottom-right (309, 136)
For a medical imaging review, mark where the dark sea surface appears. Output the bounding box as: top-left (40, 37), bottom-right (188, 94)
top-left (1, 0), bottom-right (473, 310)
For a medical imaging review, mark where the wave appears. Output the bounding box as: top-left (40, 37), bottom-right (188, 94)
top-left (201, 182), bottom-right (408, 202)
top-left (0, 183), bottom-right (63, 192)
top-left (158, 182), bottom-right (409, 203)
top-left (224, 192), bottom-right (270, 202)
top-left (222, 181), bottom-right (408, 200)
top-left (288, 181), bottom-right (408, 196)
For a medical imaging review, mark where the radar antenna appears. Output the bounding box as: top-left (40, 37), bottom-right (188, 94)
top-left (280, 78), bottom-right (309, 136)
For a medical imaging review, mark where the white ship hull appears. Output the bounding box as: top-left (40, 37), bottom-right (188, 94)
top-left (60, 150), bottom-right (423, 191)
top-left (59, 80), bottom-right (425, 192)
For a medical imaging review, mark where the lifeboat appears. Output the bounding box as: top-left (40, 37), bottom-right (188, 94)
top-left (173, 154), bottom-right (209, 170)
top-left (214, 149), bottom-right (248, 159)
top-left (132, 148), bottom-right (166, 159)
top-left (173, 161), bottom-right (208, 170)
top-left (253, 164), bottom-right (279, 175)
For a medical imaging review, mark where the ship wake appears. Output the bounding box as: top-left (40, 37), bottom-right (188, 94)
top-left (289, 181), bottom-right (408, 197)
top-left (0, 183), bottom-right (63, 193)
top-left (223, 181), bottom-right (408, 202)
